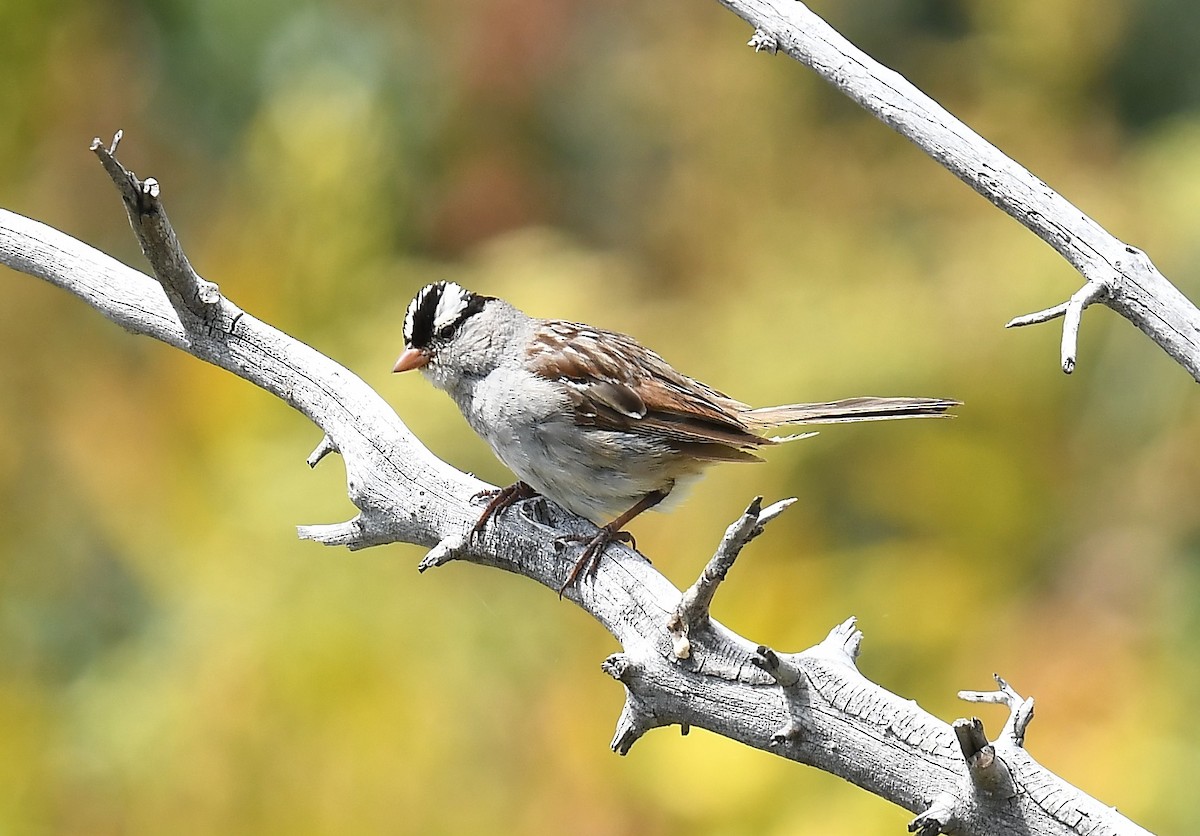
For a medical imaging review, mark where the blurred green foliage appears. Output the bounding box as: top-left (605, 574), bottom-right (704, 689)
top-left (3, 0), bottom-right (1200, 832)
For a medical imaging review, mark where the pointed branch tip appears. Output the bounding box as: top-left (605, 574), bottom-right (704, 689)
top-left (611, 698), bottom-right (654, 756)
top-left (957, 674), bottom-right (1034, 747)
top-left (819, 616), bottom-right (863, 664)
top-left (90, 130), bottom-right (123, 156)
top-left (757, 497), bottom-right (797, 528)
top-left (418, 531), bottom-right (468, 571)
top-left (307, 434), bottom-right (339, 468)
top-left (671, 495), bottom-right (793, 639)
top-left (296, 517), bottom-right (367, 548)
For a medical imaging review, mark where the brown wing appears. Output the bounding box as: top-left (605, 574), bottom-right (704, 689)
top-left (525, 321), bottom-right (766, 462)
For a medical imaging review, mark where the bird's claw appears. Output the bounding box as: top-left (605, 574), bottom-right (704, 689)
top-left (556, 527), bottom-right (634, 596)
top-left (471, 481), bottom-right (537, 536)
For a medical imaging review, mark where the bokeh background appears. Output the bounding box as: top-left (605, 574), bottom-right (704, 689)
top-left (3, 0), bottom-right (1200, 832)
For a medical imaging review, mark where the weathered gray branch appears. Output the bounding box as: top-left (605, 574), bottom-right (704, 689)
top-left (0, 138), bottom-right (1154, 835)
top-left (720, 0), bottom-right (1200, 380)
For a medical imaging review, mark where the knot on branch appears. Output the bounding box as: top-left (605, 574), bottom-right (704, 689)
top-left (908, 792), bottom-right (958, 835)
top-left (907, 678), bottom-right (1034, 833)
top-left (953, 717), bottom-right (1016, 799)
top-left (752, 644), bottom-right (807, 745)
top-left (601, 653), bottom-right (636, 685)
top-left (747, 28), bottom-right (779, 54)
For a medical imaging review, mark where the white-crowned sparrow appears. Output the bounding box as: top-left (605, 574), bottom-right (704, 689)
top-left (393, 281), bottom-right (957, 591)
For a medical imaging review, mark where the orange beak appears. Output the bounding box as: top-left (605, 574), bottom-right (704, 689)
top-left (393, 347), bottom-right (430, 373)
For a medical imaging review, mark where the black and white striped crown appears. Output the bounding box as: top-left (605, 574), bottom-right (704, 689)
top-left (403, 282), bottom-right (491, 349)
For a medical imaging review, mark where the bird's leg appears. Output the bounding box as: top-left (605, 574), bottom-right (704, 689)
top-left (471, 481), bottom-right (538, 535)
top-left (559, 489), bottom-right (669, 595)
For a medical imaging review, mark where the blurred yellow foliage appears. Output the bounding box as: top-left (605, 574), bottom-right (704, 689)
top-left (3, 0), bottom-right (1200, 833)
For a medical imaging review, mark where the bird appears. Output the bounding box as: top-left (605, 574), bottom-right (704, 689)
top-left (393, 281), bottom-right (957, 593)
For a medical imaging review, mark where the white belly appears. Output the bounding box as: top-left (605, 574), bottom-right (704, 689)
top-left (459, 371), bottom-right (705, 523)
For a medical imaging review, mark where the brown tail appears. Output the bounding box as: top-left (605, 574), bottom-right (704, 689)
top-left (742, 396), bottom-right (959, 428)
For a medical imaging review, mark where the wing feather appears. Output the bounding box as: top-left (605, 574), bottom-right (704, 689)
top-left (525, 321), bottom-right (767, 458)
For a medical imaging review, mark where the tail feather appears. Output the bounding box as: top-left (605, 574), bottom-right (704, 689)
top-left (743, 397), bottom-right (959, 428)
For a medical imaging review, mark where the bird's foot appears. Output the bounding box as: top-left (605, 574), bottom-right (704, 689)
top-left (555, 526), bottom-right (635, 597)
top-left (471, 481), bottom-right (538, 535)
